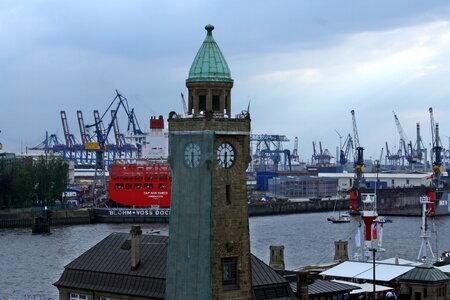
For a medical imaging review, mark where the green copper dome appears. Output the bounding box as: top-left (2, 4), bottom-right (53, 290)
top-left (187, 24), bottom-right (233, 84)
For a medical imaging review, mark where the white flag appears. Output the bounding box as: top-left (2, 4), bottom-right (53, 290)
top-left (378, 223), bottom-right (384, 247)
top-left (355, 226), bottom-right (361, 248)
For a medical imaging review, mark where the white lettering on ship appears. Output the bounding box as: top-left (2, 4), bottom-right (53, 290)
top-left (108, 209), bottom-right (170, 216)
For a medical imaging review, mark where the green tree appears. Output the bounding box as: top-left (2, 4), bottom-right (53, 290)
top-left (0, 155), bottom-right (69, 209)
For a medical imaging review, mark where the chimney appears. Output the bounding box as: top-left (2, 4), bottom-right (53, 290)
top-left (130, 225), bottom-right (142, 270)
top-left (269, 245), bottom-right (285, 270)
top-left (296, 270), bottom-right (309, 300)
top-left (334, 240), bottom-right (349, 261)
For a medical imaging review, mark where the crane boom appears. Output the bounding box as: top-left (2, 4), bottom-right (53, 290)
top-left (111, 110), bottom-right (123, 148)
top-left (60, 111), bottom-right (76, 148)
top-left (349, 109), bottom-right (365, 214)
top-left (77, 110), bottom-right (91, 144)
top-left (393, 111), bottom-right (413, 165)
top-left (339, 134), bottom-right (353, 165)
top-left (351, 110), bottom-right (360, 148)
top-left (393, 111), bottom-right (409, 145)
top-left (291, 137), bottom-right (299, 162)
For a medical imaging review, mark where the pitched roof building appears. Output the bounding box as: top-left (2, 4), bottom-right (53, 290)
top-left (54, 230), bottom-right (295, 299)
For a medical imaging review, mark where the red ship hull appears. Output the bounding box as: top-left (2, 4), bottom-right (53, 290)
top-left (108, 162), bottom-right (171, 208)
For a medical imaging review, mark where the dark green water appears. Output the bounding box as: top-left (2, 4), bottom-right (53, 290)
top-left (1, 213), bottom-right (449, 299)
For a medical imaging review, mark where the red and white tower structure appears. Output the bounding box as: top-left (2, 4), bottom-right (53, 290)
top-left (361, 193), bottom-right (378, 260)
top-left (417, 195), bottom-right (435, 261)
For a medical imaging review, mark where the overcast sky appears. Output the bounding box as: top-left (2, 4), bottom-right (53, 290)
top-left (1, 0), bottom-right (450, 162)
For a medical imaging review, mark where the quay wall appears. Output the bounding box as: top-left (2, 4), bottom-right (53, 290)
top-left (0, 199), bottom-right (346, 228)
top-left (0, 210), bottom-right (94, 228)
top-left (248, 199), bottom-right (347, 216)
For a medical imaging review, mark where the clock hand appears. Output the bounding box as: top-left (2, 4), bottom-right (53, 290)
top-left (224, 151), bottom-right (228, 167)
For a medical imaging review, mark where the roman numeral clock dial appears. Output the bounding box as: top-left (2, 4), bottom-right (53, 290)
top-left (217, 142), bottom-right (235, 168)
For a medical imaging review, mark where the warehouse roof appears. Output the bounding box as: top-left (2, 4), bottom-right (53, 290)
top-left (320, 261), bottom-right (414, 282)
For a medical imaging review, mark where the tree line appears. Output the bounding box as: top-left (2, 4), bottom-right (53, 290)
top-left (0, 156), bottom-right (69, 209)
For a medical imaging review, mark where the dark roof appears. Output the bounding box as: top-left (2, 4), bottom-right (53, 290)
top-left (251, 255), bottom-right (289, 287)
top-left (400, 265), bottom-right (450, 283)
top-left (306, 279), bottom-right (358, 295)
top-left (276, 269), bottom-right (358, 296)
top-left (55, 232), bottom-right (294, 299)
top-left (55, 269), bottom-right (165, 298)
top-left (55, 233), bottom-right (168, 298)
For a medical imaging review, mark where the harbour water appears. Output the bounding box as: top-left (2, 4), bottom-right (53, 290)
top-left (1, 212), bottom-right (450, 299)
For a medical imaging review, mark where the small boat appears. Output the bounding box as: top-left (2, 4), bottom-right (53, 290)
top-left (328, 214), bottom-right (351, 223)
top-left (374, 216), bottom-right (392, 224)
top-left (309, 197), bottom-right (322, 202)
top-left (327, 196), bottom-right (350, 223)
top-left (434, 251), bottom-right (450, 266)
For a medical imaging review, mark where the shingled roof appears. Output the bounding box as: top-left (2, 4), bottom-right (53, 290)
top-left (54, 232), bottom-right (293, 299)
top-left (399, 265), bottom-right (450, 284)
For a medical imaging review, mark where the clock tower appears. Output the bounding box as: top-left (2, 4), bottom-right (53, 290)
top-left (166, 25), bottom-right (252, 299)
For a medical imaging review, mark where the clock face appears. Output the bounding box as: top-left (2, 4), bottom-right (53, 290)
top-left (184, 143), bottom-right (201, 168)
top-left (217, 142), bottom-right (235, 168)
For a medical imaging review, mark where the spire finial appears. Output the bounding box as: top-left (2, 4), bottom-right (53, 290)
top-left (205, 24), bottom-right (214, 35)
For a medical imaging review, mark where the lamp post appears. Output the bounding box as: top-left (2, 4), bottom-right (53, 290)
top-left (370, 248), bottom-right (377, 300)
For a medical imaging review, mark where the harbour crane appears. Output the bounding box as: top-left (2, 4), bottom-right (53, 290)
top-left (29, 131), bottom-right (66, 154)
top-left (85, 90), bottom-right (138, 198)
top-left (61, 111), bottom-right (83, 163)
top-left (339, 134), bottom-right (353, 166)
top-left (111, 109), bottom-right (135, 159)
top-left (349, 110), bottom-right (365, 214)
top-left (393, 111), bottom-right (416, 166)
top-left (60, 111), bottom-right (77, 152)
top-left (77, 111), bottom-right (93, 145)
top-left (351, 110), bottom-right (364, 185)
top-left (127, 108), bottom-right (144, 136)
top-left (385, 141), bottom-right (402, 168)
top-left (414, 123), bottom-right (427, 165)
top-left (429, 107), bottom-right (443, 189)
top-left (312, 141), bottom-right (332, 165)
top-left (111, 110), bottom-right (126, 151)
top-left (291, 137), bottom-right (299, 162)
top-left (125, 108), bottom-right (145, 151)
top-left (251, 134), bottom-right (291, 171)
top-left (77, 110), bottom-right (94, 163)
top-left (374, 147), bottom-right (384, 173)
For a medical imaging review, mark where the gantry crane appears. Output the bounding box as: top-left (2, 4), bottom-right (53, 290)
top-left (251, 134), bottom-right (291, 172)
top-left (77, 110), bottom-right (94, 164)
top-left (77, 110), bottom-right (92, 145)
top-left (29, 131), bottom-right (66, 154)
top-left (385, 141), bottom-right (402, 168)
top-left (414, 123), bottom-right (427, 166)
top-left (60, 111), bottom-right (85, 163)
top-left (60, 111), bottom-right (76, 153)
top-left (312, 141), bottom-right (333, 165)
